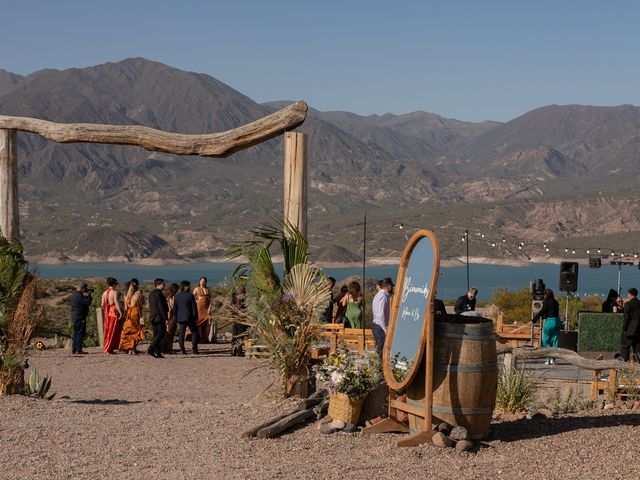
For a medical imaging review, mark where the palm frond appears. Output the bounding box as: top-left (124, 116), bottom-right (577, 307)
top-left (282, 264), bottom-right (330, 315)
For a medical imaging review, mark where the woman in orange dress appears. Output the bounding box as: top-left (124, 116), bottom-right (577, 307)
top-left (119, 279), bottom-right (146, 354)
top-left (193, 276), bottom-right (211, 344)
top-left (101, 277), bottom-right (123, 354)
top-left (160, 283), bottom-right (179, 354)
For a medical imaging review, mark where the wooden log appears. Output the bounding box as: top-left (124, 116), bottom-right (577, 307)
top-left (0, 129), bottom-right (18, 242)
top-left (296, 388), bottom-right (327, 411)
top-left (255, 407), bottom-right (316, 438)
top-left (497, 345), bottom-right (639, 372)
top-left (242, 412), bottom-right (292, 438)
top-left (283, 131), bottom-right (308, 239)
top-left (0, 101), bottom-right (307, 158)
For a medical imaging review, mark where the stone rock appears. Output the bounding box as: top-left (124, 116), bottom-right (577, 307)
top-left (162, 399), bottom-right (183, 406)
top-left (456, 440), bottom-right (474, 452)
top-left (633, 400), bottom-right (640, 410)
top-left (449, 426), bottom-right (469, 441)
top-left (343, 423), bottom-right (356, 433)
top-left (319, 415), bottom-right (333, 425)
top-left (436, 422), bottom-right (452, 434)
top-left (432, 432), bottom-right (453, 448)
top-left (319, 423), bottom-right (338, 434)
top-left (329, 419), bottom-right (346, 430)
top-left (626, 400), bottom-right (636, 410)
top-left (596, 400), bottom-right (605, 410)
top-left (526, 409), bottom-right (543, 420)
top-left (615, 399), bottom-right (625, 408)
top-left (537, 408), bottom-right (554, 418)
top-left (604, 403), bottom-right (615, 410)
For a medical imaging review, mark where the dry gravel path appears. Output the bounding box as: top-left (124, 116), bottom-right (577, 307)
top-left (1, 344), bottom-right (640, 480)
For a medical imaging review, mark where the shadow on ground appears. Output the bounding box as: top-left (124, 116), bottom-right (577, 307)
top-left (488, 413), bottom-right (640, 442)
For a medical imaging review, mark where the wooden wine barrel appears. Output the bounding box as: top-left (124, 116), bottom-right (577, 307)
top-left (431, 314), bottom-right (497, 439)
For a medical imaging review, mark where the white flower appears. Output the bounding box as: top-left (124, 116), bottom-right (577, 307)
top-left (330, 371), bottom-right (344, 386)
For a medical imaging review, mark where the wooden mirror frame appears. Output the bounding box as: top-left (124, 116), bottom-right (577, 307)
top-left (382, 229), bottom-right (440, 392)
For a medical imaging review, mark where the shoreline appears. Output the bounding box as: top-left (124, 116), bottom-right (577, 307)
top-left (28, 254), bottom-right (573, 269)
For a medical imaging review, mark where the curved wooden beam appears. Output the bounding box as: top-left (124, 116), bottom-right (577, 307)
top-left (0, 101), bottom-right (307, 157)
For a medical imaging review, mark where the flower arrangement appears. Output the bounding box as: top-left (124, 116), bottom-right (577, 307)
top-left (315, 345), bottom-right (383, 400)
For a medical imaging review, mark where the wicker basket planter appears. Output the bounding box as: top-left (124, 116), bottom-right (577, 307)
top-left (328, 392), bottom-right (364, 424)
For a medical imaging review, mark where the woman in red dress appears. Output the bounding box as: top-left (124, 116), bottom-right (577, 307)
top-left (101, 277), bottom-right (123, 354)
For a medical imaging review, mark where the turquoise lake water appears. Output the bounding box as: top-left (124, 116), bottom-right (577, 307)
top-left (33, 262), bottom-right (640, 300)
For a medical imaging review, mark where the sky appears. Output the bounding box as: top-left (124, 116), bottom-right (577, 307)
top-left (1, 0), bottom-right (639, 122)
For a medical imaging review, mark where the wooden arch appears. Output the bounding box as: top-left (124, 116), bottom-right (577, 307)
top-left (0, 101), bottom-right (308, 243)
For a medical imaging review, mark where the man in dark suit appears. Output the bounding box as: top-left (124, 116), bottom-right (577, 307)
top-left (174, 280), bottom-right (199, 355)
top-left (70, 282), bottom-right (93, 355)
top-left (621, 287), bottom-right (640, 361)
top-left (147, 278), bottom-right (168, 358)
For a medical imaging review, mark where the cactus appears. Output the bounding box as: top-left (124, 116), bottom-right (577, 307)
top-left (23, 368), bottom-right (55, 400)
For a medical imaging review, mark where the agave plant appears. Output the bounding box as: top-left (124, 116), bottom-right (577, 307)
top-left (24, 368), bottom-right (55, 400)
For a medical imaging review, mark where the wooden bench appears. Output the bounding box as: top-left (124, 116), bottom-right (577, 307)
top-left (318, 323), bottom-right (376, 353)
top-left (495, 312), bottom-right (540, 348)
top-left (591, 367), bottom-right (640, 401)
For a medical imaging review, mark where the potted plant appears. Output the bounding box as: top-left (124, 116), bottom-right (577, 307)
top-left (315, 345), bottom-right (383, 424)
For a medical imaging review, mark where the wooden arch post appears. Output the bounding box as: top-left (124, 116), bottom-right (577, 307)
top-left (0, 129), bottom-right (19, 243)
top-left (283, 131), bottom-right (308, 239)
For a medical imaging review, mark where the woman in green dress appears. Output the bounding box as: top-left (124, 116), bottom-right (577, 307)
top-left (340, 281), bottom-right (363, 329)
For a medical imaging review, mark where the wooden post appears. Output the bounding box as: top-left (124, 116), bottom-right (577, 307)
top-left (283, 131), bottom-right (308, 238)
top-left (0, 129), bottom-right (19, 243)
top-left (96, 307), bottom-right (104, 348)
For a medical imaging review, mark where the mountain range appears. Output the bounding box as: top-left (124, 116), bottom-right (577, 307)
top-left (1, 58), bottom-right (640, 263)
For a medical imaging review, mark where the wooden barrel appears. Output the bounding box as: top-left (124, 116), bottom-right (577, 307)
top-left (431, 314), bottom-right (497, 439)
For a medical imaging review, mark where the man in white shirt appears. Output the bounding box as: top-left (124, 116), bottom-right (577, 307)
top-left (372, 278), bottom-right (393, 359)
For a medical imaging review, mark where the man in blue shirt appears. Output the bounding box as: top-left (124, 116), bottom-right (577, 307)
top-left (372, 278), bottom-right (393, 359)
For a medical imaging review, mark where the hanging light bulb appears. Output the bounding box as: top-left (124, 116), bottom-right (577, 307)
top-left (481, 233), bottom-right (485, 238)
top-left (611, 251), bottom-right (615, 256)
top-left (518, 245), bottom-right (522, 250)
top-left (564, 248), bottom-right (569, 253)
top-left (586, 249), bottom-right (590, 254)
top-left (502, 238), bottom-right (506, 243)
top-left (571, 249), bottom-right (575, 254)
top-left (622, 252), bottom-right (626, 257)
top-left (597, 248), bottom-right (601, 254)
top-left (461, 236), bottom-right (466, 242)
top-left (491, 242), bottom-right (496, 247)
top-left (545, 247), bottom-right (550, 252)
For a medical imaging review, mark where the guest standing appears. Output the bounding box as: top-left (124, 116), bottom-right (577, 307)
top-left (160, 283), bottom-right (179, 354)
top-left (322, 277), bottom-right (336, 323)
top-left (101, 277), bottom-right (123, 354)
top-left (531, 288), bottom-right (561, 365)
top-left (119, 279), bottom-right (146, 355)
top-left (602, 289), bottom-right (618, 313)
top-left (341, 281), bottom-right (363, 329)
top-left (148, 278), bottom-right (169, 358)
top-left (333, 285), bottom-right (349, 323)
top-left (174, 280), bottom-right (199, 355)
top-left (372, 278), bottom-right (393, 359)
top-left (621, 288), bottom-right (640, 362)
top-left (231, 285), bottom-right (247, 356)
top-left (193, 277), bottom-right (211, 343)
top-left (454, 288), bottom-right (477, 315)
top-left (70, 282), bottom-right (92, 355)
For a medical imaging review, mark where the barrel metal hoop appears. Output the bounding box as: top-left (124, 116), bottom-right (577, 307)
top-left (431, 405), bottom-right (494, 415)
top-left (433, 362), bottom-right (497, 372)
top-left (435, 323), bottom-right (496, 340)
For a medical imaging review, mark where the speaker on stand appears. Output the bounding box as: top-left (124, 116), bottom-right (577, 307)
top-left (559, 262), bottom-right (579, 331)
top-left (530, 279), bottom-right (545, 346)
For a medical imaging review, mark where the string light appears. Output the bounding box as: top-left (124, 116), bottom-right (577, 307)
top-left (393, 223), bottom-right (640, 259)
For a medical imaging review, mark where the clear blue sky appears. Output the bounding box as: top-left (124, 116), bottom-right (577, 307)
top-left (1, 0), bottom-right (638, 122)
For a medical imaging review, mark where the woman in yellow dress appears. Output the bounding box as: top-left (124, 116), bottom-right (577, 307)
top-left (193, 276), bottom-right (211, 344)
top-left (119, 279), bottom-right (145, 354)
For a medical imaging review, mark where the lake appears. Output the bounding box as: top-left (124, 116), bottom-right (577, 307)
top-left (33, 261), bottom-right (640, 300)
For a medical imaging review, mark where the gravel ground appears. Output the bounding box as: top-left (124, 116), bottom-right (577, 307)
top-left (1, 343), bottom-right (640, 480)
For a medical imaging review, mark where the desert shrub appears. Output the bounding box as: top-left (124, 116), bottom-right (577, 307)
top-left (491, 287), bottom-right (532, 324)
top-left (496, 364), bottom-right (537, 413)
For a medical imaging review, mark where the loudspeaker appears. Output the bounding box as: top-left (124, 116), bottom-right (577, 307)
top-left (531, 299), bottom-right (543, 318)
top-left (589, 257), bottom-right (601, 269)
top-left (559, 261), bottom-right (579, 292)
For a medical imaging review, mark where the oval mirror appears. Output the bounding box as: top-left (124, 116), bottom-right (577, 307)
top-left (383, 230), bottom-right (439, 390)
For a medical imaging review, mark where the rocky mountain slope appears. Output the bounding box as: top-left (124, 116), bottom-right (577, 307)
top-left (1, 58), bottom-right (640, 262)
